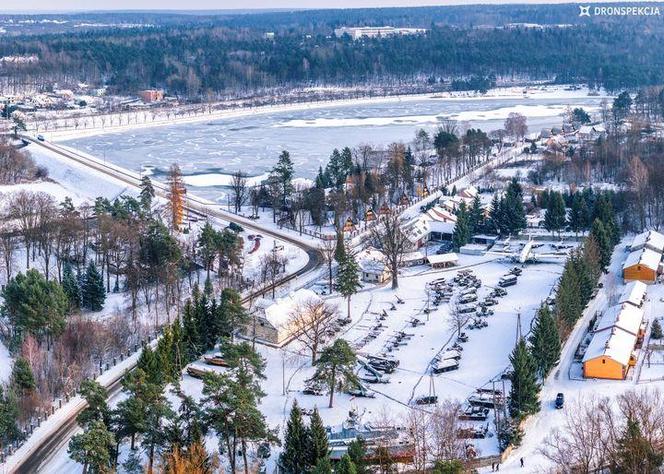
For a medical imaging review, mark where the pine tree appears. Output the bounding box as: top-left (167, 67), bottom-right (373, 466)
top-left (10, 357), bottom-right (35, 394)
top-left (504, 178), bottom-right (527, 234)
top-left (590, 219), bottom-right (612, 269)
top-left (314, 339), bottom-right (357, 408)
top-left (544, 191), bottom-right (567, 236)
top-left (334, 231), bottom-right (346, 263)
top-left (593, 194), bottom-right (619, 245)
top-left (452, 203), bottom-right (470, 250)
top-left (347, 439), bottom-right (369, 474)
top-left (280, 400), bottom-right (311, 473)
top-left (271, 150), bottom-right (295, 206)
top-left (336, 454), bottom-right (358, 474)
top-left (468, 194), bottom-right (484, 234)
top-left (311, 457), bottom-right (333, 474)
top-left (0, 386), bottom-right (21, 448)
top-left (182, 299), bottom-right (202, 362)
top-left (488, 193), bottom-right (504, 234)
top-left (62, 261), bottom-right (81, 310)
top-left (139, 175), bottom-right (156, 210)
top-left (652, 319), bottom-right (663, 339)
top-left (528, 305), bottom-right (561, 378)
top-left (567, 195), bottom-right (585, 234)
top-left (336, 247), bottom-right (361, 320)
top-left (68, 419), bottom-right (115, 474)
top-left (615, 418), bottom-right (663, 472)
top-left (81, 261), bottom-right (105, 311)
top-left (77, 379), bottom-right (110, 428)
top-left (508, 338), bottom-right (540, 419)
top-left (217, 288), bottom-right (249, 342)
top-left (556, 259), bottom-right (584, 329)
top-left (308, 408), bottom-right (329, 467)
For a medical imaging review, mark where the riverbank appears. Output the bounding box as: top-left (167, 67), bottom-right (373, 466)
top-left (37, 85), bottom-right (608, 142)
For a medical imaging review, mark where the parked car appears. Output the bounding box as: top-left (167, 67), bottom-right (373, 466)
top-left (37, 134), bottom-right (45, 141)
top-left (555, 392), bottom-right (565, 409)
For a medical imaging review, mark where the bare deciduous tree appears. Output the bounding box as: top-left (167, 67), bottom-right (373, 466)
top-left (290, 299), bottom-right (338, 364)
top-left (370, 212), bottom-right (409, 289)
top-left (230, 171), bottom-right (248, 214)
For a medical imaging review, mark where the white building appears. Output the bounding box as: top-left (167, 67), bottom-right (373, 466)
top-left (334, 26), bottom-right (427, 40)
top-left (358, 248), bottom-right (391, 283)
top-left (248, 289), bottom-right (323, 346)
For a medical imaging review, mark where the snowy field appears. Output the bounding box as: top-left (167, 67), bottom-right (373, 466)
top-left (34, 250), bottom-right (567, 473)
top-left (483, 243), bottom-right (664, 473)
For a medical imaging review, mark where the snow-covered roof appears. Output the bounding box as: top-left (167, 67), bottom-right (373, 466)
top-left (594, 303), bottom-right (644, 336)
top-left (618, 281), bottom-right (648, 307)
top-left (358, 248), bottom-right (387, 274)
top-left (259, 289), bottom-right (322, 330)
top-left (427, 253), bottom-right (459, 265)
top-left (401, 215), bottom-right (430, 243)
top-left (425, 206), bottom-right (457, 223)
top-left (428, 220), bottom-right (456, 235)
top-left (583, 326), bottom-right (635, 367)
top-left (630, 230), bottom-right (664, 254)
top-left (457, 186), bottom-right (478, 200)
top-left (623, 248), bottom-right (662, 271)
top-left (402, 250), bottom-right (426, 263)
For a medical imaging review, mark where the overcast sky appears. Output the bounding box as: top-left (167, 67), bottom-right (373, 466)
top-left (1, 0), bottom-right (644, 13)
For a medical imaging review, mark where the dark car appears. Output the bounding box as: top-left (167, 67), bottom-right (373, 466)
top-left (555, 393), bottom-right (564, 409)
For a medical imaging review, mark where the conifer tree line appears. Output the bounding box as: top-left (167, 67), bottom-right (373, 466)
top-left (505, 197), bottom-right (619, 446)
top-left (66, 280), bottom-right (269, 474)
top-left (2, 8), bottom-right (664, 96)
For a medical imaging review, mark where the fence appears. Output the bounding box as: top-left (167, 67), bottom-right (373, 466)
top-left (0, 329), bottom-right (161, 466)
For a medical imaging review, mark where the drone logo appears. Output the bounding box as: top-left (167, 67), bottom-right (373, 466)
top-left (579, 5), bottom-right (592, 16)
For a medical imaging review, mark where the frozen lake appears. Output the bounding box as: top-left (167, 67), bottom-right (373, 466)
top-left (60, 92), bottom-right (606, 203)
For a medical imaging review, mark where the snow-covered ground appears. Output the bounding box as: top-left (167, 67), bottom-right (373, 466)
top-left (34, 249), bottom-right (567, 473)
top-left (481, 241), bottom-right (664, 473)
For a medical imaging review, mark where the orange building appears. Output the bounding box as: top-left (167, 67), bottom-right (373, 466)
top-left (583, 303), bottom-right (645, 380)
top-left (622, 248), bottom-right (661, 284)
top-left (139, 89), bottom-right (164, 103)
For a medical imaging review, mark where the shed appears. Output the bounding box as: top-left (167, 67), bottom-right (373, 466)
top-left (427, 253), bottom-right (459, 269)
top-left (358, 248), bottom-right (391, 284)
top-left (623, 248), bottom-right (661, 283)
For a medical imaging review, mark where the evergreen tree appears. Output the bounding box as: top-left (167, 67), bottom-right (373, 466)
top-left (556, 259), bottom-right (584, 329)
top-left (508, 338), bottom-right (540, 419)
top-left (468, 194), bottom-right (484, 234)
top-left (544, 191), bottom-right (567, 236)
top-left (347, 439), bottom-right (369, 474)
top-left (280, 400), bottom-right (311, 474)
top-left (614, 418), bottom-right (663, 472)
top-left (432, 460), bottom-right (464, 474)
top-left (68, 419), bottom-right (115, 474)
top-left (452, 202), bottom-right (471, 250)
top-left (336, 454), bottom-right (357, 474)
top-left (10, 357), bottom-right (35, 394)
top-left (139, 175), bottom-right (156, 210)
top-left (528, 305), bottom-right (561, 378)
top-left (271, 150), bottom-right (295, 206)
top-left (62, 261), bottom-right (81, 310)
top-left (217, 288), bottom-right (249, 342)
top-left (336, 247), bottom-right (361, 320)
top-left (311, 457), bottom-right (333, 474)
top-left (334, 231), bottom-right (346, 263)
top-left (182, 299), bottom-right (202, 362)
top-left (503, 178), bottom-right (527, 234)
top-left (590, 219), bottom-right (612, 269)
top-left (122, 451), bottom-right (143, 474)
top-left (0, 386), bottom-right (21, 449)
top-left (1, 268), bottom-right (68, 345)
top-left (593, 194), bottom-right (620, 245)
top-left (77, 379), bottom-right (111, 429)
top-left (308, 408), bottom-right (329, 467)
top-left (652, 319), bottom-right (663, 340)
top-left (567, 195), bottom-right (586, 234)
top-left (488, 193), bottom-right (504, 235)
top-left (314, 339), bottom-right (357, 408)
top-left (81, 261), bottom-right (106, 312)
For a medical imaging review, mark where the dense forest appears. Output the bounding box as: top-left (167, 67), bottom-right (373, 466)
top-left (1, 4), bottom-right (664, 97)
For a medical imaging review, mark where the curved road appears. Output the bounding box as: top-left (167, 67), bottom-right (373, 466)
top-left (10, 135), bottom-right (323, 473)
